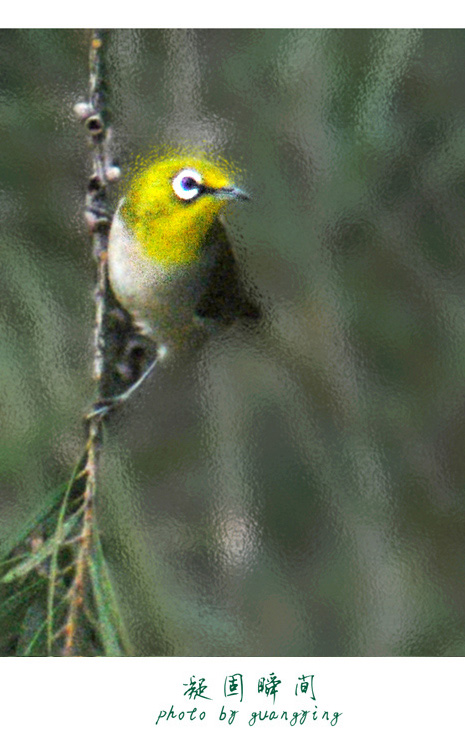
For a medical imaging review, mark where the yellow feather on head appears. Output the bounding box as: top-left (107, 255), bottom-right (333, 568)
top-left (121, 150), bottom-right (243, 267)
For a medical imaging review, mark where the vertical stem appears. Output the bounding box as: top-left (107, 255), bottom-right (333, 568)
top-left (61, 29), bottom-right (116, 656)
top-left (87, 29), bottom-right (113, 390)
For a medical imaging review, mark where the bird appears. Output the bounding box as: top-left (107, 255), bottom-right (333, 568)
top-left (103, 151), bottom-right (261, 408)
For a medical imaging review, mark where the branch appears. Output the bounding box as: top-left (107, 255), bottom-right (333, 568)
top-left (1, 28), bottom-right (129, 657)
top-left (61, 29), bottom-right (119, 656)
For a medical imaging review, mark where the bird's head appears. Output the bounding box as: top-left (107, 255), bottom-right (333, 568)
top-left (120, 153), bottom-right (249, 267)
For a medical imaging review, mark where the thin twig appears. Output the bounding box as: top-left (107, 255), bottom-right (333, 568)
top-left (62, 424), bottom-right (99, 654)
top-left (0, 27), bottom-right (127, 657)
top-left (60, 29), bottom-right (118, 656)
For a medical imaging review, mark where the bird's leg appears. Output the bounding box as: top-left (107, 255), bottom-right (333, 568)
top-left (87, 353), bottom-right (161, 421)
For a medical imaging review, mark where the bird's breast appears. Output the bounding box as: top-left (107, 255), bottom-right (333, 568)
top-left (108, 209), bottom-right (214, 348)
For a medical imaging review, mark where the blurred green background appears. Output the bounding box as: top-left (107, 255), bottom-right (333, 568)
top-left (1, 28), bottom-right (465, 656)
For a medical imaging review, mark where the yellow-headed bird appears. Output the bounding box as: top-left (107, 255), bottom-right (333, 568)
top-left (105, 152), bottom-right (260, 405)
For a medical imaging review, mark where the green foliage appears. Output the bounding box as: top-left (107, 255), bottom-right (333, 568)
top-left (0, 454), bottom-right (128, 656)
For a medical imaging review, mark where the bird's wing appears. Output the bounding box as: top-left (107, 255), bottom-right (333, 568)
top-left (195, 218), bottom-right (261, 325)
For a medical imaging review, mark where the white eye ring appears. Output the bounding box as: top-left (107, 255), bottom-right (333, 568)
top-left (172, 169), bottom-right (203, 201)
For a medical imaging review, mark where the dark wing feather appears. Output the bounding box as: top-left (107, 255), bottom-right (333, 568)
top-left (195, 218), bottom-right (261, 325)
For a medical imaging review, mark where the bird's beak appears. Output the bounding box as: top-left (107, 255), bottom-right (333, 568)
top-left (214, 185), bottom-right (251, 201)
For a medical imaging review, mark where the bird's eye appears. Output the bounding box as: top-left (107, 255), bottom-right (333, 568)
top-left (181, 176), bottom-right (197, 190)
top-left (172, 169), bottom-right (203, 201)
